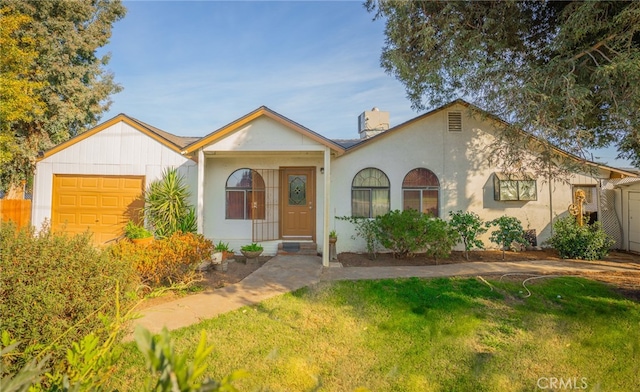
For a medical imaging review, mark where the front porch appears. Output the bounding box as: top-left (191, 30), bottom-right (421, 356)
top-left (196, 155), bottom-right (332, 265)
top-left (180, 106), bottom-right (345, 266)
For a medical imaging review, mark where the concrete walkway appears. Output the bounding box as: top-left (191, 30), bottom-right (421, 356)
top-left (132, 255), bottom-right (324, 335)
top-left (130, 255), bottom-right (640, 335)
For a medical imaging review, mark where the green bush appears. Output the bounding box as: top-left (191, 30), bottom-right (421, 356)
top-left (124, 220), bottom-right (153, 239)
top-left (424, 216), bottom-right (458, 261)
top-left (144, 167), bottom-right (196, 238)
top-left (336, 216), bottom-right (380, 259)
top-left (448, 210), bottom-right (487, 260)
top-left (2, 325), bottom-right (244, 392)
top-left (0, 221), bottom-right (138, 374)
top-left (488, 216), bottom-right (528, 259)
top-left (547, 215), bottom-right (614, 260)
top-left (374, 209), bottom-right (430, 258)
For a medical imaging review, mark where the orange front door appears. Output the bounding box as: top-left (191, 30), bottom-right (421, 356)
top-left (281, 167), bottom-right (315, 240)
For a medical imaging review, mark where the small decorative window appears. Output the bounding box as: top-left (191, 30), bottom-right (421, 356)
top-left (402, 168), bottom-right (440, 216)
top-left (352, 168), bottom-right (390, 218)
top-left (493, 173), bottom-right (537, 201)
top-left (226, 169), bottom-right (265, 219)
top-left (447, 111), bottom-right (462, 132)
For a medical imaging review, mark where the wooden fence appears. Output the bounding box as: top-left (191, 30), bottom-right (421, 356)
top-left (0, 199), bottom-right (32, 228)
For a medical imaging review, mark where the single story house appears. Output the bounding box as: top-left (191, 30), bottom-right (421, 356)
top-left (32, 100), bottom-right (638, 266)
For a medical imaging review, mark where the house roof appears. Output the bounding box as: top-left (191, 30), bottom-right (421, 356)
top-left (331, 139), bottom-right (362, 149)
top-left (38, 101), bottom-right (637, 179)
top-left (39, 114), bottom-right (198, 160)
top-left (181, 106), bottom-right (346, 155)
top-left (126, 116), bottom-right (200, 149)
top-left (344, 98), bottom-right (637, 179)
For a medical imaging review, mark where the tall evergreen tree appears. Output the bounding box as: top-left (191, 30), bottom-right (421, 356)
top-left (0, 0), bottom-right (126, 191)
top-left (366, 1), bottom-right (640, 173)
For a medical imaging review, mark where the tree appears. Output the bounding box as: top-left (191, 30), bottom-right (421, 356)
top-left (0, 0), bottom-right (126, 191)
top-left (366, 1), bottom-right (640, 171)
top-left (0, 6), bottom-right (45, 168)
top-left (448, 210), bottom-right (486, 261)
top-left (487, 216), bottom-right (528, 260)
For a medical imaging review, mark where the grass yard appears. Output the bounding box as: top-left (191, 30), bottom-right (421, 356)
top-left (111, 277), bottom-right (640, 391)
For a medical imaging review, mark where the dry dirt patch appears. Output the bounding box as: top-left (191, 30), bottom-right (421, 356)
top-left (337, 249), bottom-right (640, 266)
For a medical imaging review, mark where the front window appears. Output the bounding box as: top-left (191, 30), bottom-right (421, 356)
top-left (351, 168), bottom-right (390, 218)
top-left (402, 168), bottom-right (440, 216)
top-left (225, 169), bottom-right (265, 219)
top-left (493, 173), bottom-right (537, 201)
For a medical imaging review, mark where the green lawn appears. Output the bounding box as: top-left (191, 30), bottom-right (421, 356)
top-left (111, 277), bottom-right (640, 391)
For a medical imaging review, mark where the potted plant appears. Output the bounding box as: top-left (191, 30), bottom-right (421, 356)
top-left (240, 243), bottom-right (263, 261)
top-left (214, 241), bottom-right (235, 261)
top-left (328, 229), bottom-right (338, 260)
top-left (213, 241), bottom-right (234, 271)
top-left (124, 220), bottom-right (153, 245)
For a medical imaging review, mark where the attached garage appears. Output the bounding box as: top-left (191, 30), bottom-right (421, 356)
top-left (52, 175), bottom-right (145, 244)
top-left (33, 115), bottom-right (197, 244)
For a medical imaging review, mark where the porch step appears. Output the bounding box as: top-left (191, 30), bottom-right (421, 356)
top-left (277, 242), bottom-right (318, 256)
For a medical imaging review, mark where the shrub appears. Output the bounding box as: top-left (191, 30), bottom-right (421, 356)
top-left (144, 168), bottom-right (196, 238)
top-left (547, 216), bottom-right (614, 260)
top-left (488, 216), bottom-right (529, 259)
top-left (2, 325), bottom-right (244, 392)
top-left (0, 221), bottom-right (138, 374)
top-left (110, 232), bottom-right (213, 290)
top-left (336, 216), bottom-right (380, 259)
top-left (448, 210), bottom-right (487, 260)
top-left (135, 327), bottom-right (246, 391)
top-left (424, 216), bottom-right (458, 262)
top-left (374, 209), bottom-right (430, 258)
top-left (124, 220), bottom-right (153, 239)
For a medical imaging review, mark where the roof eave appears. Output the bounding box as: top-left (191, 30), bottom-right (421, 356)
top-left (38, 114), bottom-right (194, 162)
top-left (181, 106), bottom-right (345, 155)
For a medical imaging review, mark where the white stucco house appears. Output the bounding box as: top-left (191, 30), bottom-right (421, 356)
top-left (32, 100), bottom-right (639, 266)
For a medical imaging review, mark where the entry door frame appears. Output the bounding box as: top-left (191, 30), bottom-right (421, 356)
top-left (280, 166), bottom-right (316, 241)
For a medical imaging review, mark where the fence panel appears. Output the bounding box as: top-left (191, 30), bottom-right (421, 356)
top-left (0, 199), bottom-right (32, 228)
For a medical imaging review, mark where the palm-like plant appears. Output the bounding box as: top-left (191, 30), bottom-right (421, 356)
top-left (144, 168), bottom-right (195, 238)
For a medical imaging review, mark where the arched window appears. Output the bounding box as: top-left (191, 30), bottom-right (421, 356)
top-left (225, 169), bottom-right (265, 219)
top-left (402, 168), bottom-right (439, 216)
top-left (352, 168), bottom-right (390, 218)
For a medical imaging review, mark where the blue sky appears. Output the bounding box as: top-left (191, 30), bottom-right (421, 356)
top-left (99, 0), bottom-right (631, 168)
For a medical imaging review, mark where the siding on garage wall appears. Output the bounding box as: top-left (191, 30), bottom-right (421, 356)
top-left (32, 121), bottom-right (197, 230)
top-left (329, 103), bottom-right (607, 254)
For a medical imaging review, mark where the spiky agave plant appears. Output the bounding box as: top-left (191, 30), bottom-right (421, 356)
top-left (144, 168), bottom-right (195, 238)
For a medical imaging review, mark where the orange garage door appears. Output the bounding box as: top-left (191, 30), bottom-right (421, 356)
top-left (52, 175), bottom-right (145, 244)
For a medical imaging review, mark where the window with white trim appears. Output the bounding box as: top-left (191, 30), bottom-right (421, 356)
top-left (402, 168), bottom-right (440, 216)
top-left (351, 168), bottom-right (390, 218)
top-left (225, 169), bottom-right (265, 219)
